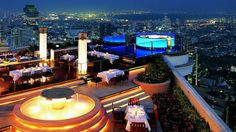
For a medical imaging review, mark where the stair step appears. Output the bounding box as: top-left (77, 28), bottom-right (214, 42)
top-left (102, 91), bottom-right (146, 108)
top-left (105, 95), bottom-right (151, 114)
top-left (99, 86), bottom-right (153, 114)
top-left (101, 87), bottom-right (148, 108)
top-left (101, 87), bottom-right (143, 104)
top-left (103, 92), bottom-right (150, 111)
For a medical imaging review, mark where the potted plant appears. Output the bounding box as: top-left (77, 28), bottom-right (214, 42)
top-left (134, 58), bottom-right (171, 95)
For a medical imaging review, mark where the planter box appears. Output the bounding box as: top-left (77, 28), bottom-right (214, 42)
top-left (133, 79), bottom-right (170, 96)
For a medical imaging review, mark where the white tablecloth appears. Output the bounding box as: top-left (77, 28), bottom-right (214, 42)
top-left (97, 69), bottom-right (124, 83)
top-left (9, 58), bottom-right (16, 62)
top-left (20, 56), bottom-right (32, 60)
top-left (9, 66), bottom-right (52, 81)
top-left (88, 51), bottom-right (119, 63)
top-left (0, 53), bottom-right (16, 58)
top-left (125, 105), bottom-right (151, 131)
top-left (0, 56), bottom-right (32, 63)
top-left (61, 54), bottom-right (75, 61)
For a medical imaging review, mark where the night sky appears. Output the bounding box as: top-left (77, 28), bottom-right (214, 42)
top-left (0, 0), bottom-right (236, 13)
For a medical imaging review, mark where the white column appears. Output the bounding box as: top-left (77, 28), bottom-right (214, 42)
top-left (78, 32), bottom-right (88, 75)
top-left (39, 28), bottom-right (47, 59)
top-left (50, 49), bottom-right (54, 61)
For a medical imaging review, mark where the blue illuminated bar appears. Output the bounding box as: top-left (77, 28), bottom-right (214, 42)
top-left (103, 35), bottom-right (126, 43)
top-left (136, 33), bottom-right (175, 49)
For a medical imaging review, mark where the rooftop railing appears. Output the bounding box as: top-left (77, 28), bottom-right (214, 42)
top-left (164, 56), bottom-right (232, 132)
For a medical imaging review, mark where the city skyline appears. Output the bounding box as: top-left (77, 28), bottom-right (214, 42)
top-left (0, 0), bottom-right (236, 13)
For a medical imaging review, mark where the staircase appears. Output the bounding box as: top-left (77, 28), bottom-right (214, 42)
top-left (101, 86), bottom-right (152, 114)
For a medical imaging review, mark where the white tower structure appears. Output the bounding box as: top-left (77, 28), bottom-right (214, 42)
top-left (39, 28), bottom-right (47, 59)
top-left (50, 49), bottom-right (54, 61)
top-left (78, 32), bottom-right (88, 75)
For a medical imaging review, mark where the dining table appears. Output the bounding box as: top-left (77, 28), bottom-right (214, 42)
top-left (125, 105), bottom-right (151, 131)
top-left (9, 66), bottom-right (52, 81)
top-left (0, 53), bottom-right (16, 59)
top-left (61, 54), bottom-right (76, 61)
top-left (88, 51), bottom-right (119, 63)
top-left (97, 69), bottom-right (124, 83)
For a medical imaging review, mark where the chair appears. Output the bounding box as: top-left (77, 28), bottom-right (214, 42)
top-left (87, 62), bottom-right (94, 74)
top-left (152, 94), bottom-right (158, 104)
top-left (129, 97), bottom-right (140, 105)
top-left (90, 77), bottom-right (102, 87)
top-left (16, 65), bottom-right (23, 70)
top-left (6, 55), bottom-right (13, 58)
top-left (34, 70), bottom-right (42, 74)
top-left (87, 62), bottom-right (94, 67)
top-left (130, 122), bottom-right (146, 132)
top-left (112, 103), bottom-right (125, 124)
top-left (153, 104), bottom-right (158, 121)
top-left (146, 104), bottom-right (158, 131)
top-left (0, 80), bottom-right (10, 93)
top-left (22, 71), bottom-right (31, 77)
top-left (67, 61), bottom-right (74, 69)
top-left (32, 73), bottom-right (42, 79)
top-left (0, 67), bottom-right (9, 76)
top-left (42, 71), bottom-right (54, 77)
top-left (116, 75), bottom-right (123, 82)
top-left (108, 77), bottom-right (117, 85)
top-left (123, 70), bottom-right (129, 80)
top-left (59, 60), bottom-right (66, 68)
top-left (2, 76), bottom-right (13, 83)
top-left (19, 76), bottom-right (31, 84)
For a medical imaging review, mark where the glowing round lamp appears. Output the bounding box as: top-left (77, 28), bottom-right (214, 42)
top-left (41, 88), bottom-right (75, 110)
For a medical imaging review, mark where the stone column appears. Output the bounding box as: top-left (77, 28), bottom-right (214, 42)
top-left (39, 27), bottom-right (47, 59)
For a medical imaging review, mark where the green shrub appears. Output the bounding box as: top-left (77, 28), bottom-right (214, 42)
top-left (173, 87), bottom-right (210, 131)
top-left (137, 57), bottom-right (171, 83)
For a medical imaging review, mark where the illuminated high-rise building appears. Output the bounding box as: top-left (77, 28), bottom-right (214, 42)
top-left (23, 4), bottom-right (39, 26)
top-left (162, 16), bottom-right (171, 30)
top-left (99, 22), bottom-right (112, 40)
top-left (0, 30), bottom-right (8, 52)
top-left (10, 27), bottom-right (34, 49)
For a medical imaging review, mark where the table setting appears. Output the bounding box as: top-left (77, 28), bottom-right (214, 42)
top-left (97, 69), bottom-right (124, 83)
top-left (9, 65), bottom-right (52, 81)
top-left (88, 50), bottom-right (119, 63)
top-left (125, 105), bottom-right (151, 131)
top-left (61, 53), bottom-right (76, 61)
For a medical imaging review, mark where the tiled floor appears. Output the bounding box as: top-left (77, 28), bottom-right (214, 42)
top-left (0, 67), bottom-right (162, 131)
top-left (75, 80), bottom-right (138, 98)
